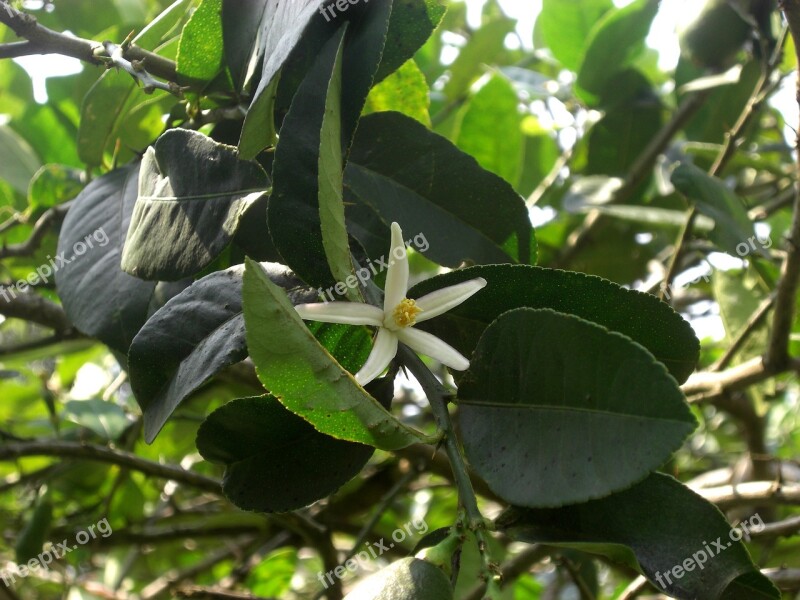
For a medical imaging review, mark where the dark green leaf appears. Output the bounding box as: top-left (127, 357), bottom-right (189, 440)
top-left (55, 162), bottom-right (157, 352)
top-left (497, 473), bottom-right (780, 599)
top-left (15, 498), bottom-right (52, 564)
top-left (346, 111), bottom-right (536, 267)
top-left (239, 0), bottom-right (325, 157)
top-left (408, 264), bottom-right (699, 383)
top-left (197, 395), bottom-right (374, 512)
top-left (28, 164), bottom-right (85, 214)
top-left (130, 262), bottom-right (312, 443)
top-left (458, 308), bottom-right (695, 507)
top-left (121, 129), bottom-right (269, 281)
top-left (243, 258), bottom-right (435, 450)
top-left (375, 0), bottom-right (446, 82)
top-left (221, 0), bottom-right (268, 92)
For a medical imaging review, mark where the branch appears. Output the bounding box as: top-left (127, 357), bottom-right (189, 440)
top-left (762, 5), bottom-right (800, 369)
top-left (751, 514), bottom-right (800, 539)
top-left (681, 355), bottom-right (800, 402)
top-left (692, 480), bottom-right (800, 509)
top-left (0, 289), bottom-right (71, 331)
top-left (0, 440), bottom-right (221, 494)
top-left (0, 201), bottom-right (71, 259)
top-left (0, 1), bottom-right (183, 92)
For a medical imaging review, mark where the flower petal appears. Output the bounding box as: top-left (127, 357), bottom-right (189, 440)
top-left (355, 328), bottom-right (399, 385)
top-left (396, 327), bottom-right (470, 371)
top-left (383, 222), bottom-right (409, 313)
top-left (414, 277), bottom-right (487, 323)
top-left (295, 302), bottom-right (383, 326)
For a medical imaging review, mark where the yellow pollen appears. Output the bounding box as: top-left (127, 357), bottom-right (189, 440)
top-left (392, 298), bottom-right (422, 328)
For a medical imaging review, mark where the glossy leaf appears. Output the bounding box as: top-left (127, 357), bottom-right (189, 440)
top-left (122, 129), bottom-right (269, 281)
top-left (130, 262), bottom-right (313, 444)
top-left (242, 258), bottom-right (435, 450)
top-left (497, 473), bottom-right (780, 599)
top-left (239, 0), bottom-right (324, 157)
top-left (63, 399), bottom-right (129, 441)
top-left (55, 162), bottom-right (157, 352)
top-left (197, 395), bottom-right (375, 512)
top-left (375, 0), bottom-right (446, 82)
top-left (458, 308), bottom-right (696, 507)
top-left (408, 264), bottom-right (699, 383)
top-left (346, 111), bottom-right (536, 267)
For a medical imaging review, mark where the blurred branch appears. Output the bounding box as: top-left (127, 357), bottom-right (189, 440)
top-left (0, 1), bottom-right (182, 91)
top-left (0, 440), bottom-right (221, 494)
top-left (751, 514), bottom-right (800, 539)
top-left (0, 290), bottom-right (71, 331)
top-left (175, 588), bottom-right (276, 600)
top-left (0, 201), bottom-right (72, 259)
top-left (693, 480), bottom-right (800, 509)
top-left (682, 356), bottom-right (800, 402)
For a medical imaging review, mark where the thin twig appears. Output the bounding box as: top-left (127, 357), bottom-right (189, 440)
top-left (711, 293), bottom-right (776, 371)
top-left (0, 440), bottom-right (221, 494)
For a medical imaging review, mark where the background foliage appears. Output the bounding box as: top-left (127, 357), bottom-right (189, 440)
top-left (0, 0), bottom-right (799, 599)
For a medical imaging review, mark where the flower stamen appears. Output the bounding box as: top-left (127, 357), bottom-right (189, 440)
top-left (391, 298), bottom-right (422, 329)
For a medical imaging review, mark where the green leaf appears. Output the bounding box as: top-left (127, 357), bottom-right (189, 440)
top-left (576, 0), bottom-right (659, 103)
top-left (63, 399), bottom-right (130, 441)
top-left (177, 0), bottom-right (224, 84)
top-left (0, 124), bottom-right (41, 194)
top-left (443, 17), bottom-right (515, 101)
top-left (121, 129), bottom-right (269, 281)
top-left (670, 162), bottom-right (755, 257)
top-left (243, 258), bottom-right (435, 450)
top-left (130, 262), bottom-right (312, 443)
top-left (365, 59), bottom-right (431, 127)
top-left (454, 74), bottom-right (523, 187)
top-left (538, 0), bottom-right (612, 71)
top-left (15, 498), bottom-right (52, 564)
top-left (408, 264), bottom-right (699, 383)
top-left (28, 164), bottom-right (85, 214)
top-left (346, 111), bottom-right (536, 267)
top-left (197, 395), bottom-right (375, 512)
top-left (318, 30), bottom-right (358, 301)
top-left (55, 162), bottom-right (157, 352)
top-left (458, 308), bottom-right (695, 507)
top-left (497, 473), bottom-right (780, 599)
top-left (239, 0), bottom-right (325, 157)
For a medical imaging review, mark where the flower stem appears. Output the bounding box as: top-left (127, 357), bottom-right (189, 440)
top-left (399, 346), bottom-right (501, 598)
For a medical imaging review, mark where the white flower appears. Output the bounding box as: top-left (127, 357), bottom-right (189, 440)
top-left (295, 222), bottom-right (487, 385)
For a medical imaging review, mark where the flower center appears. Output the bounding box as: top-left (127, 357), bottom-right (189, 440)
top-left (391, 298), bottom-right (422, 328)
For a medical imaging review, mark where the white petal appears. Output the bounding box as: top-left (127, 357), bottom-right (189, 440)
top-left (414, 277), bottom-right (487, 323)
top-left (295, 302), bottom-right (383, 326)
top-left (355, 328), bottom-right (399, 385)
top-left (383, 222), bottom-right (409, 313)
top-left (396, 327), bottom-right (470, 371)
